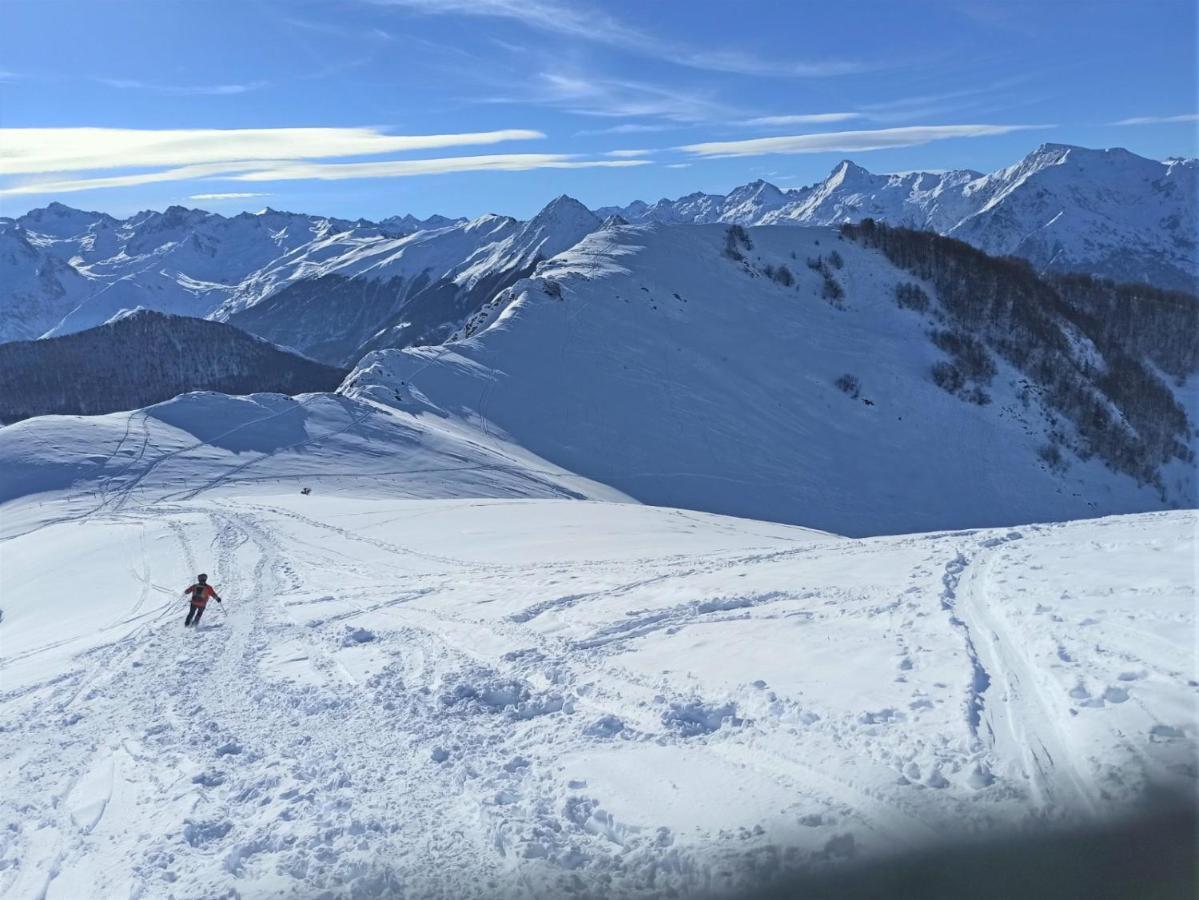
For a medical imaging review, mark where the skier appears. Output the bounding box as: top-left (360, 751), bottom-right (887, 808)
top-left (183, 574), bottom-right (222, 627)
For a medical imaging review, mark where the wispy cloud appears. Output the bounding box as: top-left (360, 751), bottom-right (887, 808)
top-left (1111, 113), bottom-right (1198, 126)
top-left (1, 153), bottom-right (648, 196)
top-left (370, 0), bottom-right (864, 77)
top-left (603, 149), bottom-right (652, 158)
top-left (858, 77), bottom-right (1035, 123)
top-left (229, 154), bottom-right (650, 182)
top-left (680, 123), bottom-right (1046, 158)
top-left (741, 113), bottom-right (862, 127)
top-left (282, 16), bottom-right (395, 42)
top-left (96, 77), bottom-right (271, 96)
top-left (498, 71), bottom-right (732, 123)
top-left (1, 162), bottom-right (273, 196)
top-left (0, 126), bottom-right (545, 176)
top-left (664, 163), bottom-right (692, 169)
top-left (189, 192), bottom-right (272, 201)
top-left (576, 122), bottom-right (679, 136)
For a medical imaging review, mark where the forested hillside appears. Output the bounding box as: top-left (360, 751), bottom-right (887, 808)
top-left (0, 310), bottom-right (346, 422)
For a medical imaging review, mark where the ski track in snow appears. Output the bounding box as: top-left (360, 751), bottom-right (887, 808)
top-left (0, 493), bottom-right (1195, 898)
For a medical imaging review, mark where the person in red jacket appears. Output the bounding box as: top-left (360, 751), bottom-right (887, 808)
top-left (183, 573), bottom-right (222, 627)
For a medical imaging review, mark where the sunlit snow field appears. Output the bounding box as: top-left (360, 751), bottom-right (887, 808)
top-left (1, 482), bottom-right (1194, 897)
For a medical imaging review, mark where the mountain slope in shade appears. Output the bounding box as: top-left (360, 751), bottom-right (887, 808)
top-left (0, 204), bottom-right (466, 344)
top-left (219, 214), bottom-right (523, 364)
top-left (343, 222), bottom-right (1196, 537)
top-left (601, 144), bottom-right (1198, 290)
top-left (0, 309), bottom-right (347, 422)
top-left (226, 196), bottom-right (603, 365)
top-left (0, 227), bottom-right (94, 342)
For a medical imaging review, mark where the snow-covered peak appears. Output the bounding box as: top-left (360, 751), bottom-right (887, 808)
top-left (827, 159), bottom-right (874, 186)
top-left (597, 144), bottom-right (1196, 290)
top-left (720, 179), bottom-right (792, 223)
top-left (527, 195), bottom-right (599, 233)
top-left (16, 202), bottom-right (116, 239)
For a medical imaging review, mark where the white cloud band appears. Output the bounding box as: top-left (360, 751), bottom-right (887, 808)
top-left (0, 126), bottom-right (545, 175)
top-left (680, 124), bottom-right (1044, 157)
top-left (1111, 113), bottom-right (1198, 126)
top-left (0, 153), bottom-right (649, 195)
top-left (230, 154), bottom-right (650, 182)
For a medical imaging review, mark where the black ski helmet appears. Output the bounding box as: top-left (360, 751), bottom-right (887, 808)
top-left (197, 573), bottom-right (208, 583)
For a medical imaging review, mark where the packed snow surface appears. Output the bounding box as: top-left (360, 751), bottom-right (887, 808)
top-left (1, 473), bottom-right (1194, 897)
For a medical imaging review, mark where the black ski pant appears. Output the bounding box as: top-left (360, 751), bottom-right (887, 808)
top-left (185, 603), bottom-right (206, 627)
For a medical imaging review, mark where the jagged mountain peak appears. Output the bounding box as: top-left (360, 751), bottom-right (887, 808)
top-left (726, 179), bottom-right (788, 201)
top-left (16, 202), bottom-right (116, 236)
top-left (825, 158), bottom-right (878, 189)
top-left (529, 194), bottom-right (597, 226)
top-left (600, 143), bottom-right (1195, 290)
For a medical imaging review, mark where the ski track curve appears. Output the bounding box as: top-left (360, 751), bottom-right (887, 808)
top-left (1, 503), bottom-right (1192, 898)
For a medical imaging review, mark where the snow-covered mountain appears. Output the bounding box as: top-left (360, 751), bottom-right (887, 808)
top-left (0, 203), bottom-right (468, 345)
top-left (0, 309), bottom-right (347, 423)
top-left (0, 226), bottom-right (95, 341)
top-left (342, 220), bottom-right (1196, 537)
top-left (222, 196), bottom-right (602, 365)
top-left (3, 143), bottom-right (1192, 358)
top-left (0, 196), bottom-right (598, 363)
top-left (598, 144), bottom-right (1198, 291)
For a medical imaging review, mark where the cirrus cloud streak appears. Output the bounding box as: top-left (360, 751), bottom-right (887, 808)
top-left (0, 126), bottom-right (546, 176)
top-left (680, 123), bottom-right (1047, 158)
top-left (1, 154), bottom-right (648, 196)
top-left (230, 154), bottom-right (649, 182)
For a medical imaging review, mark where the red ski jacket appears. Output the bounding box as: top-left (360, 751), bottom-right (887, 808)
top-left (185, 584), bottom-right (221, 608)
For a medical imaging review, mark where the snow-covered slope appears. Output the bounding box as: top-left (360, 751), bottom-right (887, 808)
top-left (1, 477), bottom-right (1193, 897)
top-left (0, 309), bottom-right (347, 422)
top-left (600, 144), bottom-right (1198, 290)
top-left (0, 389), bottom-right (619, 511)
top-left (343, 222), bottom-right (1196, 537)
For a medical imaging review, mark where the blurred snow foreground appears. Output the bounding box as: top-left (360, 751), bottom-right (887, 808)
top-left (0, 444), bottom-right (1195, 896)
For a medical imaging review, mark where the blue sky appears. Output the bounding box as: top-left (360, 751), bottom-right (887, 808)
top-left (1, 0), bottom-right (1195, 219)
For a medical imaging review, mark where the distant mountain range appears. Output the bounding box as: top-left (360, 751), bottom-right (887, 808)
top-left (0, 309), bottom-right (345, 422)
top-left (596, 144), bottom-right (1197, 291)
top-left (1, 143), bottom-right (1193, 360)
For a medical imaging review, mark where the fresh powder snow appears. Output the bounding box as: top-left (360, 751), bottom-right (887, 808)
top-left (0, 378), bottom-right (1195, 897)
